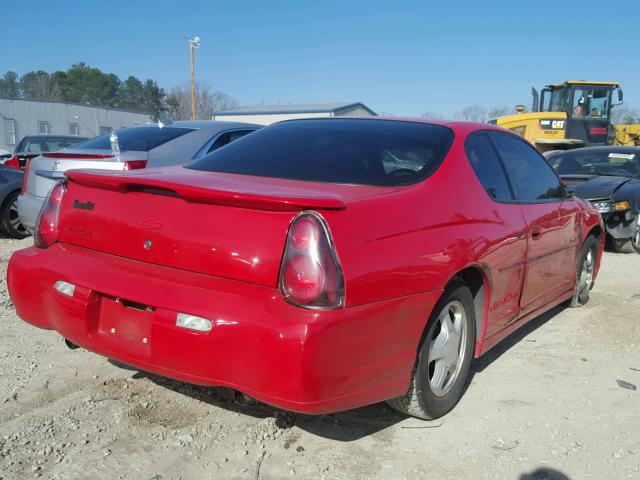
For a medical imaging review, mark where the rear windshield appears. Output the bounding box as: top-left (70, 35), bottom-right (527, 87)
top-left (186, 119), bottom-right (454, 186)
top-left (549, 149), bottom-right (640, 177)
top-left (75, 126), bottom-right (195, 152)
top-left (16, 136), bottom-right (87, 154)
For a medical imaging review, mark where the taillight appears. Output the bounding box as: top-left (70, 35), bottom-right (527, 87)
top-left (5, 156), bottom-right (20, 169)
top-left (123, 160), bottom-right (147, 170)
top-left (279, 212), bottom-right (344, 309)
top-left (34, 181), bottom-right (66, 248)
top-left (21, 158), bottom-right (31, 194)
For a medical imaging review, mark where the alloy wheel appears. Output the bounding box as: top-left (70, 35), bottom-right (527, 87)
top-left (577, 249), bottom-right (595, 302)
top-left (9, 198), bottom-right (26, 235)
top-left (428, 300), bottom-right (468, 397)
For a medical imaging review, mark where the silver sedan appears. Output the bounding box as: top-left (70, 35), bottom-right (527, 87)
top-left (18, 121), bottom-right (260, 233)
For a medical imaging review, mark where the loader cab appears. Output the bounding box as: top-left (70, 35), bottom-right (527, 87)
top-left (538, 81), bottom-right (622, 146)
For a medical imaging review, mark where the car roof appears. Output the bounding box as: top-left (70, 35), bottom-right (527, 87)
top-left (274, 116), bottom-right (503, 135)
top-left (125, 120), bottom-right (261, 132)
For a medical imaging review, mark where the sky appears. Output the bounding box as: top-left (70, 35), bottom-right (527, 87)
top-left (4, 0), bottom-right (640, 117)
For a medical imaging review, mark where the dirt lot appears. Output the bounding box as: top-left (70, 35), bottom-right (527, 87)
top-left (0, 237), bottom-right (638, 480)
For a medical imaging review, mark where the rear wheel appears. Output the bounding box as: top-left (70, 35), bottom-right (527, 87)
top-left (569, 235), bottom-right (599, 307)
top-left (387, 278), bottom-right (476, 419)
top-left (0, 190), bottom-right (29, 239)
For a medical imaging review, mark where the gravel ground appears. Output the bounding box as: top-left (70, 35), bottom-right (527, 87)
top-left (0, 237), bottom-right (638, 480)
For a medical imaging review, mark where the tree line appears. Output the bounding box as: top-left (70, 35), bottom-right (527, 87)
top-left (0, 63), bottom-right (238, 121)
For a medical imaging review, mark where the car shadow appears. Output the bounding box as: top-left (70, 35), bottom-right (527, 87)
top-left (107, 303), bottom-right (567, 442)
top-left (111, 364), bottom-right (406, 442)
top-left (519, 467), bottom-right (571, 479)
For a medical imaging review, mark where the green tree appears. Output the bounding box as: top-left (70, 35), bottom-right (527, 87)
top-left (62, 62), bottom-right (120, 106)
top-left (116, 76), bottom-right (145, 110)
top-left (0, 71), bottom-right (20, 97)
top-left (19, 70), bottom-right (63, 100)
top-left (141, 79), bottom-right (166, 121)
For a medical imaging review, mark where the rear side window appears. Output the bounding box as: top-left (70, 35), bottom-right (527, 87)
top-left (186, 119), bottom-right (454, 186)
top-left (489, 132), bottom-right (564, 202)
top-left (76, 127), bottom-right (195, 152)
top-left (465, 133), bottom-right (513, 201)
top-left (209, 130), bottom-right (255, 153)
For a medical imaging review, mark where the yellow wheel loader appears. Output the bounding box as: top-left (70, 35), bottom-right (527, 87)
top-left (614, 124), bottom-right (640, 146)
top-left (491, 81), bottom-right (625, 153)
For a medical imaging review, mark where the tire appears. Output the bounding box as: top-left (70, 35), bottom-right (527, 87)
top-left (611, 218), bottom-right (640, 254)
top-left (0, 190), bottom-right (29, 239)
top-left (612, 238), bottom-right (635, 254)
top-left (387, 278), bottom-right (476, 419)
top-left (569, 235), bottom-right (599, 307)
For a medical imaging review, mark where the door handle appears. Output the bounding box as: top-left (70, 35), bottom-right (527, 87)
top-left (530, 226), bottom-right (543, 240)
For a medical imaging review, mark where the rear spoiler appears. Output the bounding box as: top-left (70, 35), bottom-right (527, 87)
top-left (65, 170), bottom-right (346, 212)
top-left (43, 153), bottom-right (114, 160)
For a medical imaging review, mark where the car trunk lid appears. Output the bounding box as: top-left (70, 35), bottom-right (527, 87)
top-left (58, 166), bottom-right (395, 287)
top-left (27, 149), bottom-right (149, 198)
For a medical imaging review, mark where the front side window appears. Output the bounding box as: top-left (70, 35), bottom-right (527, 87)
top-left (465, 133), bottom-right (513, 201)
top-left (187, 119), bottom-right (455, 187)
top-left (489, 132), bottom-right (564, 202)
top-left (572, 88), bottom-right (610, 118)
top-left (550, 149), bottom-right (640, 178)
top-left (4, 118), bottom-right (16, 145)
top-left (38, 121), bottom-right (49, 135)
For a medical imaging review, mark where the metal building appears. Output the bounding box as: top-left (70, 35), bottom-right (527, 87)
top-left (212, 102), bottom-right (376, 125)
top-left (0, 97), bottom-right (151, 153)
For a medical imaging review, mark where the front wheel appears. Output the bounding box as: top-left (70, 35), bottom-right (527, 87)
top-left (611, 218), bottom-right (640, 254)
top-left (0, 190), bottom-right (29, 239)
top-left (387, 278), bottom-right (476, 419)
top-left (569, 235), bottom-right (599, 307)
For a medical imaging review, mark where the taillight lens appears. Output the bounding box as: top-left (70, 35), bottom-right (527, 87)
top-left (279, 212), bottom-right (344, 309)
top-left (123, 160), bottom-right (147, 170)
top-left (21, 158), bottom-right (31, 194)
top-left (34, 181), bottom-right (66, 248)
top-left (5, 156), bottom-right (20, 169)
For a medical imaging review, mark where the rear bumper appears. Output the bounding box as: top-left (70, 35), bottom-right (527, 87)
top-left (7, 243), bottom-right (439, 414)
top-left (16, 192), bottom-right (43, 233)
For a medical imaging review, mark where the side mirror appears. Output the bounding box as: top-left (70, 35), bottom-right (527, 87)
top-left (562, 182), bottom-right (575, 198)
top-left (618, 89), bottom-right (623, 103)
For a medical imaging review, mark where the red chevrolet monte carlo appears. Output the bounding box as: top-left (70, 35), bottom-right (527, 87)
top-left (7, 118), bottom-right (604, 419)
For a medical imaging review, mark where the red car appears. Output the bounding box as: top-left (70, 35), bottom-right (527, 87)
top-left (7, 118), bottom-right (603, 419)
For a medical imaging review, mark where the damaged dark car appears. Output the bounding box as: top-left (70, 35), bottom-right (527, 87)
top-left (547, 146), bottom-right (640, 253)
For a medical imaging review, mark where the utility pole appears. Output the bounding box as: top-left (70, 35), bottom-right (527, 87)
top-left (184, 35), bottom-right (201, 120)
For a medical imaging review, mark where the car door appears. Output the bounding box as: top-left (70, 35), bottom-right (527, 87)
top-left (465, 132), bottom-right (528, 337)
top-left (489, 132), bottom-right (580, 315)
